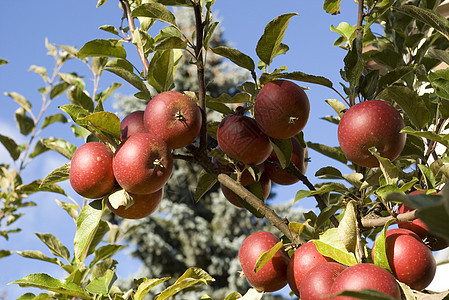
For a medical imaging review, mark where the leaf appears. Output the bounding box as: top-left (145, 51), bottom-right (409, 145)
top-left (35, 233), bottom-right (70, 262)
top-left (29, 65), bottom-right (48, 80)
top-left (208, 93), bottom-right (251, 104)
top-left (401, 126), bottom-right (449, 147)
top-left (39, 163), bottom-right (70, 188)
top-left (67, 86), bottom-right (94, 112)
top-left (133, 29), bottom-right (155, 56)
top-left (99, 25), bottom-right (119, 36)
top-left (0, 58), bottom-right (8, 65)
top-left (270, 138), bottom-right (292, 169)
top-left (89, 244), bottom-right (127, 268)
top-left (315, 166), bottom-right (343, 179)
top-left (38, 138), bottom-right (77, 160)
top-left (15, 250), bottom-right (62, 266)
top-left (106, 67), bottom-right (151, 98)
top-left (376, 66), bottom-right (415, 94)
top-left (325, 99), bottom-right (347, 118)
top-left (338, 200), bottom-right (358, 255)
top-left (330, 22), bottom-right (356, 46)
top-left (96, 0), bottom-right (108, 7)
top-left (377, 86), bottom-right (430, 129)
top-left (427, 48), bottom-right (449, 66)
top-left (147, 49), bottom-right (181, 93)
top-left (55, 200), bottom-right (78, 222)
top-left (368, 147), bottom-right (400, 186)
top-left (0, 134), bottom-right (21, 161)
top-left (0, 250), bottom-right (13, 259)
top-left (272, 71), bottom-right (333, 88)
top-left (77, 39), bottom-right (126, 59)
top-left (256, 13), bottom-right (298, 65)
top-left (288, 220), bottom-right (310, 236)
top-left (254, 241), bottom-right (284, 273)
top-left (313, 228), bottom-right (358, 266)
top-left (132, 3), bottom-right (177, 26)
top-left (15, 108), bottom-right (35, 135)
top-left (17, 180), bottom-right (66, 196)
top-left (74, 199), bottom-right (106, 263)
top-left (41, 113), bottom-right (68, 130)
top-left (9, 273), bottom-right (92, 299)
top-left (323, 0), bottom-right (342, 14)
top-left (59, 104), bottom-right (91, 125)
top-left (85, 269), bottom-right (116, 296)
top-left (134, 277), bottom-right (170, 300)
top-left (429, 69), bottom-right (449, 99)
top-left (372, 219), bottom-right (395, 273)
top-left (107, 189), bottom-right (133, 210)
top-left (194, 170), bottom-right (217, 202)
top-left (5, 92), bottom-right (32, 112)
top-left (153, 0), bottom-right (193, 6)
top-left (344, 36), bottom-right (363, 88)
top-left (418, 164), bottom-right (436, 190)
top-left (307, 142), bottom-right (348, 164)
top-left (155, 36), bottom-right (187, 51)
top-left (295, 182), bottom-right (349, 202)
top-left (211, 46), bottom-right (255, 71)
top-left (95, 82), bottom-right (122, 104)
top-left (50, 82), bottom-right (71, 99)
top-left (80, 111), bottom-right (121, 139)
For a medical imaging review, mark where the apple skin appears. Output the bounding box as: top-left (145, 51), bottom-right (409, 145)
top-left (217, 114), bottom-right (272, 165)
top-left (220, 173), bottom-right (271, 208)
top-left (120, 110), bottom-right (146, 140)
top-left (330, 263), bottom-right (401, 300)
top-left (144, 91), bottom-right (202, 149)
top-left (254, 80), bottom-right (310, 139)
top-left (238, 231), bottom-right (289, 293)
top-left (384, 228), bottom-right (436, 291)
top-left (337, 100), bottom-right (406, 168)
top-left (299, 262), bottom-right (347, 300)
top-left (286, 241), bottom-right (335, 297)
top-left (69, 142), bottom-right (116, 199)
top-left (264, 137), bottom-right (308, 185)
top-left (398, 190), bottom-right (448, 251)
top-left (113, 133), bottom-right (173, 195)
top-left (107, 188), bottom-right (163, 219)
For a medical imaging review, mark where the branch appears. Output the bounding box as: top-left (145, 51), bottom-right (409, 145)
top-left (356, 0), bottom-right (365, 38)
top-left (360, 210), bottom-right (417, 228)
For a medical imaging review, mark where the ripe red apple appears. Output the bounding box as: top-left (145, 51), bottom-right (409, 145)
top-left (337, 100), bottom-right (406, 168)
top-left (264, 137), bottom-right (308, 185)
top-left (384, 228), bottom-right (436, 291)
top-left (220, 173), bottom-right (271, 208)
top-left (69, 142), bottom-right (116, 199)
top-left (254, 80), bottom-right (310, 139)
top-left (113, 133), bottom-right (173, 194)
top-left (143, 91), bottom-right (202, 149)
top-left (217, 113), bottom-right (272, 165)
top-left (398, 190), bottom-right (448, 251)
top-left (286, 241), bottom-right (335, 297)
top-left (299, 262), bottom-right (347, 300)
top-left (120, 110), bottom-right (146, 140)
top-left (107, 188), bottom-right (163, 219)
top-left (330, 263), bottom-right (401, 299)
top-left (238, 231), bottom-right (289, 292)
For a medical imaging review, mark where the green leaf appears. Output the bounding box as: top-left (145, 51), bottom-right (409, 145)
top-left (89, 244), bottom-right (127, 268)
top-left (131, 3), bottom-right (177, 26)
top-left (0, 134), bottom-right (21, 161)
top-left (288, 220), bottom-right (310, 236)
top-left (50, 82), bottom-right (70, 99)
top-left (394, 5), bottom-right (449, 40)
top-left (133, 29), bottom-right (155, 57)
top-left (335, 289), bottom-right (399, 300)
top-left (272, 71), bottom-right (333, 89)
top-left (134, 277), bottom-right (170, 300)
top-left (17, 180), bottom-right (66, 196)
top-left (418, 164), bottom-right (436, 190)
top-left (92, 57), bottom-right (109, 76)
top-left (429, 69), bottom-right (449, 99)
top-left (35, 233), bottom-right (70, 262)
top-left (59, 104), bottom-right (91, 125)
top-left (99, 25), bottom-right (119, 36)
top-left (106, 67), bottom-right (151, 98)
top-left (377, 86), bottom-right (430, 129)
top-left (80, 111), bottom-right (121, 139)
top-left (211, 46), bottom-right (255, 71)
top-left (77, 39), bottom-right (126, 59)
top-left (0, 250), bottom-right (13, 259)
top-left (270, 138), bottom-right (292, 169)
top-left (29, 65), bottom-right (48, 80)
top-left (368, 147), bottom-right (400, 186)
top-left (152, 0), bottom-right (193, 6)
top-left (325, 99), bottom-right (347, 118)
top-left (372, 219), bottom-right (395, 273)
top-left (254, 241), bottom-right (284, 273)
top-left (56, 200), bottom-right (78, 222)
top-left (155, 36), bottom-right (187, 51)
top-left (313, 228), bottom-right (358, 266)
top-left (9, 273), bottom-right (92, 299)
top-left (256, 13), bottom-right (297, 65)
top-left (5, 92), bottom-right (32, 112)
top-left (344, 36), bottom-right (363, 88)
top-left (315, 166), bottom-right (343, 179)
top-left (427, 48), bottom-right (449, 66)
top-left (96, 0), bottom-right (108, 7)
top-left (15, 108), bottom-right (35, 135)
top-left (323, 0), bottom-right (342, 14)
top-left (95, 82), bottom-right (122, 105)
top-left (401, 126), bottom-right (449, 147)
top-left (307, 142), bottom-right (348, 164)
top-left (15, 250), bottom-right (62, 266)
top-left (194, 170), bottom-right (217, 202)
top-left (39, 138), bottom-right (77, 160)
top-left (39, 163), bottom-right (70, 188)
top-left (376, 66), bottom-right (415, 94)
top-left (41, 113), bottom-right (68, 130)
top-left (85, 269), bottom-right (116, 296)
top-left (86, 220), bottom-right (110, 258)
top-left (74, 199), bottom-right (106, 263)
top-left (147, 49), bottom-right (181, 93)
top-left (330, 22), bottom-right (355, 46)
top-left (0, 58), bottom-right (8, 65)
top-left (67, 86), bottom-right (94, 112)
top-left (338, 200), bottom-right (358, 255)
top-left (295, 182), bottom-right (348, 202)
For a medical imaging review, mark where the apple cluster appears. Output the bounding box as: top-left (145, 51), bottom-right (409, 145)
top-left (69, 91), bottom-right (202, 219)
top-left (239, 226), bottom-right (442, 299)
top-left (216, 79), bottom-right (310, 207)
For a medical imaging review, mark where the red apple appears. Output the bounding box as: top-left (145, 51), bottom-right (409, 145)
top-left (286, 241), bottom-right (335, 297)
top-left (120, 110), bottom-right (146, 140)
top-left (69, 142), bottom-right (116, 199)
top-left (254, 80), bottom-right (310, 139)
top-left (113, 133), bottom-right (173, 194)
top-left (217, 113), bottom-right (272, 165)
top-left (299, 262), bottom-right (347, 300)
top-left (384, 228), bottom-right (436, 291)
top-left (107, 188), bottom-right (163, 219)
top-left (337, 100), bottom-right (406, 168)
top-left (143, 91), bottom-right (202, 149)
top-left (330, 263), bottom-right (401, 299)
top-left (264, 137), bottom-right (308, 185)
top-left (221, 173), bottom-right (271, 208)
top-left (238, 231), bottom-right (289, 292)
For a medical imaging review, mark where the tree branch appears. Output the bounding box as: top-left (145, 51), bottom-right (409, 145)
top-left (360, 210), bottom-right (417, 228)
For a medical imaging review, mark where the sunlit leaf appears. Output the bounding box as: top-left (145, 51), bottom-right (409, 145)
top-left (85, 269), bottom-right (116, 296)
top-left (211, 46), bottom-right (255, 71)
top-left (194, 170), bottom-right (217, 202)
top-left (77, 39), bottom-right (126, 59)
top-left (338, 200), bottom-right (357, 254)
top-left (15, 250), bottom-right (62, 266)
top-left (254, 241), bottom-right (284, 273)
top-left (323, 0), bottom-right (342, 14)
top-left (39, 163), bottom-right (70, 188)
top-left (272, 71), bottom-right (333, 89)
top-left (80, 111), bottom-right (121, 139)
top-left (134, 277), bottom-right (170, 300)
top-left (313, 228), bottom-right (358, 266)
top-left (372, 219), bottom-right (395, 273)
top-left (131, 3), bottom-right (177, 26)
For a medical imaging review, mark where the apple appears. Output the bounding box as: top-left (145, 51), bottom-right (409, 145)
top-left (120, 110), bottom-right (146, 140)
top-left (337, 100), bottom-right (406, 168)
top-left (220, 173), bottom-right (271, 208)
top-left (113, 133), bottom-right (173, 194)
top-left (384, 228), bottom-right (436, 291)
top-left (398, 190), bottom-right (448, 251)
top-left (254, 80), bottom-right (310, 139)
top-left (107, 188), bottom-right (163, 219)
top-left (299, 262), bottom-right (347, 300)
top-left (143, 91), bottom-right (202, 149)
top-left (286, 241), bottom-right (335, 297)
top-left (330, 263), bottom-right (401, 299)
top-left (69, 142), bottom-right (116, 199)
top-left (238, 231), bottom-right (289, 292)
top-left (217, 112), bottom-right (272, 165)
top-left (264, 137), bottom-right (308, 185)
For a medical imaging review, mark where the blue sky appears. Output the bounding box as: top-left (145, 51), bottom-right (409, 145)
top-left (1, 1), bottom-right (448, 299)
